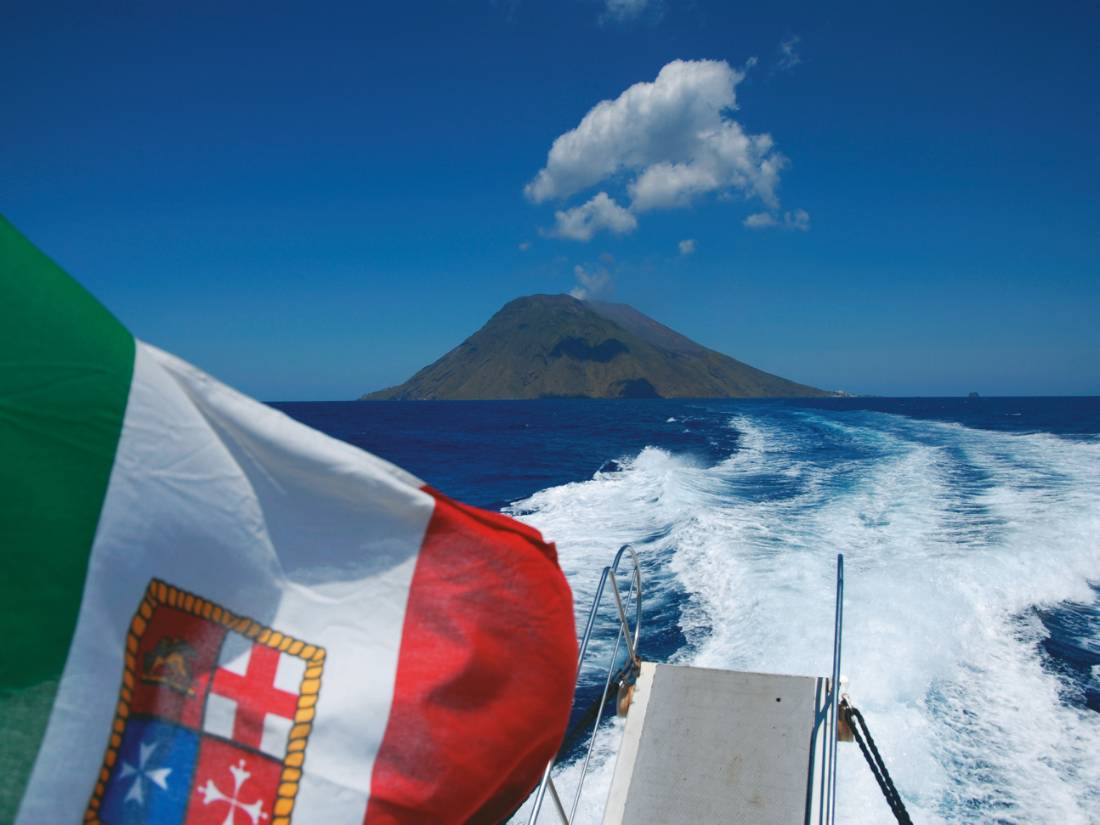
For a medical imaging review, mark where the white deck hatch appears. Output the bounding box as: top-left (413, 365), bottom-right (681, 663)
top-left (603, 663), bottom-right (830, 825)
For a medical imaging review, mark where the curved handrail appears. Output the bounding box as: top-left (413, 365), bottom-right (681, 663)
top-left (527, 544), bottom-right (643, 825)
top-left (826, 553), bottom-right (845, 825)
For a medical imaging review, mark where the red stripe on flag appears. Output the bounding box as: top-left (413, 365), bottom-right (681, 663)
top-left (364, 487), bottom-right (577, 825)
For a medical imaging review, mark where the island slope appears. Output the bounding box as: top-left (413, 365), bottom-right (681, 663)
top-left (362, 294), bottom-right (828, 400)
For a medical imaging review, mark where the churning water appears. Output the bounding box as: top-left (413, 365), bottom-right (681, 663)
top-left (279, 397), bottom-right (1100, 824)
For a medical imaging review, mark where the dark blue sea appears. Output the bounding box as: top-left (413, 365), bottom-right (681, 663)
top-left (274, 397), bottom-right (1100, 823)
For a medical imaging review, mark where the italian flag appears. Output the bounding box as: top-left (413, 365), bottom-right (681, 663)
top-left (0, 216), bottom-right (578, 824)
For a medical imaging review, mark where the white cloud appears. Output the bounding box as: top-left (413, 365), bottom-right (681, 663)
top-left (785, 208), bottom-right (810, 231)
top-left (678, 238), bottom-right (696, 255)
top-left (602, 0), bottom-right (651, 22)
top-left (629, 161), bottom-right (719, 211)
top-left (569, 263), bottom-right (613, 299)
top-left (778, 35), bottom-right (802, 71)
top-left (525, 59), bottom-right (787, 239)
top-left (744, 211), bottom-right (778, 229)
top-left (547, 192), bottom-right (638, 242)
top-left (743, 208), bottom-right (810, 231)
top-left (518, 240), bottom-right (531, 251)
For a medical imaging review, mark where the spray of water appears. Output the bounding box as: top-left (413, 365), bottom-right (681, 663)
top-left (508, 409), bottom-right (1100, 824)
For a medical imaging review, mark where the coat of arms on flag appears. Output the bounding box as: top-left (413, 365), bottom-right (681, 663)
top-left (84, 579), bottom-right (325, 825)
top-left (4, 217), bottom-right (577, 823)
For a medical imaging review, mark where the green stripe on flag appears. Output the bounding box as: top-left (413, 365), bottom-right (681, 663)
top-left (0, 216), bottom-right (135, 818)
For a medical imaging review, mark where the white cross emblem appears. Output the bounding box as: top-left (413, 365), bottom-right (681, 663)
top-left (196, 758), bottom-right (269, 825)
top-left (118, 739), bottom-right (172, 806)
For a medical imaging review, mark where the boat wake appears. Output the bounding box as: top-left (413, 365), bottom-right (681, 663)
top-left (507, 407), bottom-right (1100, 824)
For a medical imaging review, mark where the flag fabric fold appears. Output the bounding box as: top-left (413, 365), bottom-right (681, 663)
top-left (0, 216), bottom-right (577, 824)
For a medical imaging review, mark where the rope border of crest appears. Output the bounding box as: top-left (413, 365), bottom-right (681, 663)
top-left (82, 578), bottom-right (326, 825)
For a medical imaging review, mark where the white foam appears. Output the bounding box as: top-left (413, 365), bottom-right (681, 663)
top-left (510, 717), bottom-right (625, 825)
top-left (509, 410), bottom-right (1100, 823)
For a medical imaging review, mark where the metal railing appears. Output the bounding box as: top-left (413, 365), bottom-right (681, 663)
top-left (825, 553), bottom-right (845, 825)
top-left (527, 544), bottom-right (643, 825)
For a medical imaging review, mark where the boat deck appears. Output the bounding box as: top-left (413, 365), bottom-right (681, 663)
top-left (602, 663), bottom-right (830, 825)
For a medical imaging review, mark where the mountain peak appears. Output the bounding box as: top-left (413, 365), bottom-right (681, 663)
top-left (362, 295), bottom-right (826, 400)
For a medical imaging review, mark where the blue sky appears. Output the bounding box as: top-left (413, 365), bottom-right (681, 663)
top-left (4, 1), bottom-right (1098, 399)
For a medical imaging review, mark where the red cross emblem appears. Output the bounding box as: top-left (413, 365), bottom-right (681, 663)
top-left (207, 642), bottom-right (302, 753)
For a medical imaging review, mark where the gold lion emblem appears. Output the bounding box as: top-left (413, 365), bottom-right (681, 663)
top-left (140, 636), bottom-right (197, 695)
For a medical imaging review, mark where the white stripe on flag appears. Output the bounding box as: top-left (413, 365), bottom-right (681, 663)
top-left (18, 342), bottom-right (434, 823)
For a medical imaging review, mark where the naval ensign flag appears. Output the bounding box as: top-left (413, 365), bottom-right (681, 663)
top-left (0, 216), bottom-right (577, 824)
